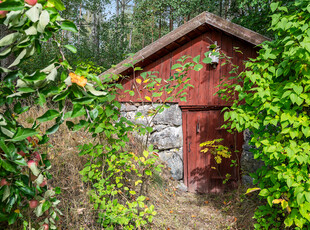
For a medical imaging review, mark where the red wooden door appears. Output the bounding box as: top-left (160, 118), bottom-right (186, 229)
top-left (182, 109), bottom-right (243, 193)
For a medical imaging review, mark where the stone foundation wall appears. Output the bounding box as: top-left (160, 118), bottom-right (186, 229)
top-left (120, 103), bottom-right (184, 180)
top-left (121, 103), bottom-right (261, 184)
top-left (241, 129), bottom-right (263, 185)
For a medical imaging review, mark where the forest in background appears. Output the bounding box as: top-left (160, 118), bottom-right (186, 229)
top-left (17, 0), bottom-right (294, 74)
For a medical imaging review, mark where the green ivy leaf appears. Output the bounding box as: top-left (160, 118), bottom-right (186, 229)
top-left (2, 185), bottom-right (10, 202)
top-left (85, 85), bottom-right (107, 96)
top-left (34, 203), bottom-right (44, 217)
top-left (46, 123), bottom-right (60, 135)
top-left (8, 213), bottom-right (18, 225)
top-left (37, 110), bottom-right (60, 122)
top-left (8, 49), bottom-right (27, 68)
top-left (25, 4), bottom-right (41, 22)
top-left (1, 159), bottom-right (17, 173)
top-left (28, 161), bottom-right (40, 176)
top-left (37, 10), bottom-right (50, 33)
top-left (259, 189), bottom-right (269, 197)
top-left (19, 186), bottom-right (35, 197)
top-left (193, 55), bottom-right (200, 64)
top-left (9, 128), bottom-right (38, 142)
top-left (64, 44), bottom-right (77, 53)
top-left (270, 2), bottom-right (279, 12)
top-left (0, 32), bottom-right (19, 47)
top-left (47, 0), bottom-right (65, 11)
top-left (171, 63), bottom-right (182, 70)
top-left (194, 64), bottom-right (203, 71)
top-left (293, 85), bottom-right (303, 95)
top-left (61, 20), bottom-right (78, 33)
top-left (0, 0), bottom-right (24, 11)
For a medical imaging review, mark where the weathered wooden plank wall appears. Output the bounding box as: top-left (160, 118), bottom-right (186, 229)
top-left (117, 28), bottom-right (256, 107)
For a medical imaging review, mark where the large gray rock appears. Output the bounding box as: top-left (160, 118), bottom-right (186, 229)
top-left (122, 111), bottom-right (153, 127)
top-left (150, 126), bottom-right (183, 150)
top-left (120, 103), bottom-right (137, 112)
top-left (166, 153), bottom-right (183, 180)
top-left (242, 175), bottom-right (254, 185)
top-left (153, 104), bottom-right (182, 126)
top-left (158, 148), bottom-right (182, 162)
top-left (153, 124), bottom-right (168, 132)
top-left (241, 129), bottom-right (263, 185)
top-left (176, 182), bottom-right (188, 192)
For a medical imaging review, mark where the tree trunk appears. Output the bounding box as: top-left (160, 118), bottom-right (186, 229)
top-left (219, 0), bottom-right (223, 17)
top-left (169, 6), bottom-right (173, 31)
top-left (92, 11), bottom-right (100, 57)
top-left (77, 2), bottom-right (83, 43)
top-left (159, 14), bottom-right (161, 39)
top-left (116, 0), bottom-right (119, 17)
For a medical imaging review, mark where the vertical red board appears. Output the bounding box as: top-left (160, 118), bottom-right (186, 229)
top-left (210, 29), bottom-right (222, 106)
top-left (159, 52), bottom-right (172, 102)
top-left (118, 77), bottom-right (132, 102)
top-left (186, 111), bottom-right (199, 192)
top-left (175, 41), bottom-right (192, 106)
top-left (218, 33), bottom-right (234, 106)
top-left (137, 59), bottom-right (162, 102)
top-left (198, 32), bottom-right (212, 105)
top-left (187, 35), bottom-right (203, 105)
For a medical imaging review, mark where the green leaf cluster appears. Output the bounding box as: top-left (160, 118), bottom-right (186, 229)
top-left (219, 1), bottom-right (310, 229)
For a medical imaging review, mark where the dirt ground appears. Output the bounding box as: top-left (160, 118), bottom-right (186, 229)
top-left (13, 107), bottom-right (261, 230)
top-left (147, 166), bottom-right (259, 230)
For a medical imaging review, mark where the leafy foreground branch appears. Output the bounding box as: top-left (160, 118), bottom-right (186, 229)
top-left (219, 1), bottom-right (310, 229)
top-left (0, 0), bottom-right (214, 229)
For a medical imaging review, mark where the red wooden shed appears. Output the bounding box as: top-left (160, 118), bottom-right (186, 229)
top-left (103, 12), bottom-right (268, 193)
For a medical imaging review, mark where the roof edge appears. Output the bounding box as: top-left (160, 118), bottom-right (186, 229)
top-left (204, 12), bottom-right (269, 46)
top-left (101, 11), bottom-right (269, 76)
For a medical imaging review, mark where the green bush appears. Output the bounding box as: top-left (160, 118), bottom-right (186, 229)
top-left (219, 1), bottom-right (310, 229)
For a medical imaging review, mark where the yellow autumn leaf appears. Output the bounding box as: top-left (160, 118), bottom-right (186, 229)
top-left (14, 209), bottom-right (20, 213)
top-left (140, 157), bottom-right (145, 162)
top-left (176, 69), bottom-right (182, 72)
top-left (145, 96), bottom-right (151, 101)
top-left (136, 78), bottom-right (142, 84)
top-left (135, 180), bottom-right (142, 186)
top-left (143, 79), bottom-right (150, 83)
top-left (272, 199), bottom-right (283, 204)
top-left (69, 72), bottom-right (87, 87)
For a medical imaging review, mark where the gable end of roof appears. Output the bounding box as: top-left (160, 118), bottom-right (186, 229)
top-left (102, 11), bottom-right (269, 76)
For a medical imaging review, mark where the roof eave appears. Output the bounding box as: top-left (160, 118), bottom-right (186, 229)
top-left (101, 11), bottom-right (269, 77)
